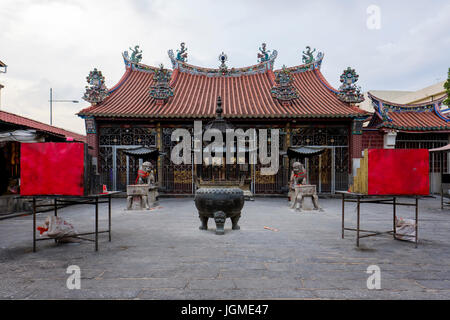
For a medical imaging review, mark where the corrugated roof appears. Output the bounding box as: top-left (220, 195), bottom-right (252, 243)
top-left (78, 59), bottom-right (368, 119)
top-left (0, 110), bottom-right (86, 142)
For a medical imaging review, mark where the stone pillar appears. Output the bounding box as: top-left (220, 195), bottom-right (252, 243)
top-left (350, 118), bottom-right (364, 180)
top-left (84, 117), bottom-right (98, 174)
top-left (156, 122), bottom-right (163, 188)
top-left (284, 123), bottom-right (291, 188)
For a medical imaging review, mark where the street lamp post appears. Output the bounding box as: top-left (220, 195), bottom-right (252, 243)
top-left (49, 88), bottom-right (79, 125)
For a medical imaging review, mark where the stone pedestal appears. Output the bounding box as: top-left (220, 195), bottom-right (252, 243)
top-left (126, 184), bottom-right (158, 210)
top-left (289, 184), bottom-right (321, 211)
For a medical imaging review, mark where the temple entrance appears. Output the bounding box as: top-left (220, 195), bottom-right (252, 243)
top-left (290, 126), bottom-right (350, 193)
top-left (307, 148), bottom-right (332, 193)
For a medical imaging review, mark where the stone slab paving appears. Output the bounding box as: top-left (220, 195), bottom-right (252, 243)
top-left (0, 196), bottom-right (449, 299)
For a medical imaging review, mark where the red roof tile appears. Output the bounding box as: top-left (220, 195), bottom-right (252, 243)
top-left (79, 60), bottom-right (368, 120)
top-left (0, 110), bottom-right (86, 142)
top-left (367, 93), bottom-right (450, 132)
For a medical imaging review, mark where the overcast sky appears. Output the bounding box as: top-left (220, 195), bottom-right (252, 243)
top-left (0, 0), bottom-right (449, 134)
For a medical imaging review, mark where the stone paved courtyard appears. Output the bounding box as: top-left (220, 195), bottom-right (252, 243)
top-left (1, 196), bottom-right (450, 300)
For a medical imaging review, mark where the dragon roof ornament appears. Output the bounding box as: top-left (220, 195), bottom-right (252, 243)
top-left (257, 43), bottom-right (270, 63)
top-left (82, 68), bottom-right (109, 104)
top-left (122, 46), bottom-right (159, 73)
top-left (337, 67), bottom-right (364, 104)
top-left (302, 46), bottom-right (316, 64)
top-left (124, 45), bottom-right (143, 64)
top-left (176, 42), bottom-right (188, 62)
top-left (280, 49), bottom-right (324, 75)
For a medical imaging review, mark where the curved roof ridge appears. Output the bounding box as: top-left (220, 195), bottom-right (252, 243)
top-left (313, 68), bottom-right (339, 94)
top-left (108, 67), bottom-right (132, 94)
top-left (368, 92), bottom-right (447, 108)
top-left (122, 52), bottom-right (162, 73)
top-left (168, 49), bottom-right (278, 77)
top-left (276, 52), bottom-right (324, 74)
top-left (367, 92), bottom-right (450, 129)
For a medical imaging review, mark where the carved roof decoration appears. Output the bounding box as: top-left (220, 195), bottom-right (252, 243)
top-left (82, 68), bottom-right (109, 104)
top-left (168, 45), bottom-right (278, 77)
top-left (271, 65), bottom-right (299, 102)
top-left (337, 67), bottom-right (364, 104)
top-left (78, 45), bottom-right (369, 120)
top-left (149, 64), bottom-right (174, 102)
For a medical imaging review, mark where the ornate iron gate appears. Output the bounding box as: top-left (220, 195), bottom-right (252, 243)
top-left (161, 128), bottom-right (193, 193)
top-left (291, 126), bottom-right (349, 193)
top-left (98, 126), bottom-right (156, 191)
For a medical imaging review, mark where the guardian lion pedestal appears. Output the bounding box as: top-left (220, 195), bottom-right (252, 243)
top-left (290, 184), bottom-right (320, 211)
top-left (126, 161), bottom-right (158, 210)
top-left (126, 185), bottom-right (158, 210)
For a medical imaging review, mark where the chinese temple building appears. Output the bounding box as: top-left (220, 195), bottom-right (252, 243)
top-left (78, 44), bottom-right (369, 195)
top-left (362, 93), bottom-right (449, 193)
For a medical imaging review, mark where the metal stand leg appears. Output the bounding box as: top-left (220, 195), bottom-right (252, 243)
top-left (356, 196), bottom-right (360, 247)
top-left (95, 197), bottom-right (98, 251)
top-left (341, 193), bottom-right (345, 239)
top-left (33, 197), bottom-right (36, 252)
top-left (415, 197), bottom-right (418, 248)
top-left (54, 199), bottom-right (58, 243)
top-left (393, 197), bottom-right (396, 240)
top-left (108, 195), bottom-right (111, 242)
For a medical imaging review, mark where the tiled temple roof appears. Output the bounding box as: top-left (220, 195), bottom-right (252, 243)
top-left (0, 110), bottom-right (86, 142)
top-left (78, 50), bottom-right (368, 120)
top-left (367, 93), bottom-right (450, 132)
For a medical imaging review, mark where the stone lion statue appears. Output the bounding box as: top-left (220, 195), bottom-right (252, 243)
top-left (290, 161), bottom-right (307, 187)
top-left (288, 161), bottom-right (320, 211)
top-left (127, 161), bottom-right (157, 210)
top-left (136, 161), bottom-right (155, 185)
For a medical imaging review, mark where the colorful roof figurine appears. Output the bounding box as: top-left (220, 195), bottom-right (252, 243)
top-left (367, 92), bottom-right (450, 132)
top-left (337, 67), bottom-right (364, 104)
top-left (149, 64), bottom-right (174, 103)
top-left (271, 65), bottom-right (299, 103)
top-left (78, 44), bottom-right (368, 120)
top-left (124, 45), bottom-right (143, 64)
top-left (82, 68), bottom-right (109, 104)
top-left (257, 43), bottom-right (270, 63)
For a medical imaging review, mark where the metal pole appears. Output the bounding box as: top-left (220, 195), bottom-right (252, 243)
top-left (54, 198), bottom-right (58, 243)
top-left (95, 197), bottom-right (99, 251)
top-left (108, 195), bottom-right (111, 242)
top-left (415, 197), bottom-right (419, 248)
top-left (393, 197), bottom-right (396, 239)
top-left (50, 88), bottom-right (52, 125)
top-left (341, 193), bottom-right (345, 239)
top-left (356, 196), bottom-right (360, 247)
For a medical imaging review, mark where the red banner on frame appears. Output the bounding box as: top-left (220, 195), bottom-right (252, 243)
top-left (368, 149), bottom-right (429, 195)
top-left (20, 142), bottom-right (85, 196)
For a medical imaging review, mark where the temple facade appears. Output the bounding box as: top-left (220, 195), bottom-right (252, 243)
top-left (78, 43), bottom-right (369, 195)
